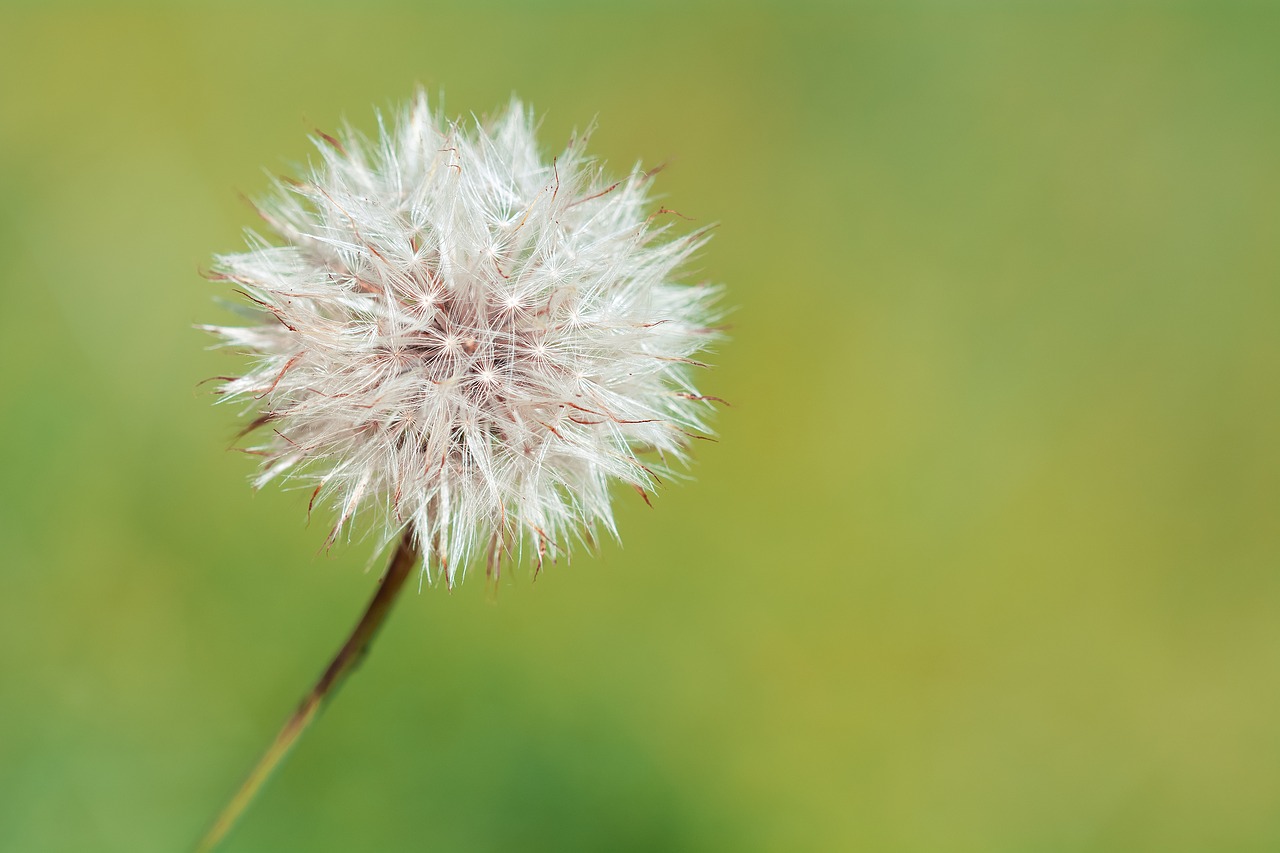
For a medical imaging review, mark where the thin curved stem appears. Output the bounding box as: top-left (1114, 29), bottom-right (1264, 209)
top-left (195, 531), bottom-right (419, 852)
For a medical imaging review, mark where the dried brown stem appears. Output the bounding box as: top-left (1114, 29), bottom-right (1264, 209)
top-left (195, 530), bottom-right (420, 852)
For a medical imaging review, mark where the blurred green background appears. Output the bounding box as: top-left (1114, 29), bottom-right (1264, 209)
top-left (2, 2), bottom-right (1279, 851)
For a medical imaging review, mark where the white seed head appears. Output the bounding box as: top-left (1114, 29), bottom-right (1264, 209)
top-left (205, 93), bottom-right (722, 585)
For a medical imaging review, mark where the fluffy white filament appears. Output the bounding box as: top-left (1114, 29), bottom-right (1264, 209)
top-left (205, 93), bottom-right (720, 585)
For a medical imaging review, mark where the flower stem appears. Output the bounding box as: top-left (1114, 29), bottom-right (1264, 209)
top-left (195, 530), bottom-right (419, 852)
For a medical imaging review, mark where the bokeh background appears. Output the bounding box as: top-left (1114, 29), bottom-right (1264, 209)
top-left (2, 2), bottom-right (1279, 851)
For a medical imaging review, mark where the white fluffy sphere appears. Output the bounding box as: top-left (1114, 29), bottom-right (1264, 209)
top-left (206, 93), bottom-right (722, 584)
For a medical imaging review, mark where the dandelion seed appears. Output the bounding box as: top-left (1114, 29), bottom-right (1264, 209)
top-left (205, 92), bottom-right (721, 585)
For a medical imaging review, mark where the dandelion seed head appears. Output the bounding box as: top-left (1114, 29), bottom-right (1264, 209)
top-left (205, 93), bottom-right (722, 585)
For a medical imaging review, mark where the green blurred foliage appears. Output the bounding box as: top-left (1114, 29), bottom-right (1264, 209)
top-left (2, 2), bottom-right (1279, 851)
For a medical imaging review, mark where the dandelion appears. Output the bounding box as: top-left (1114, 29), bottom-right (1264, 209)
top-left (205, 91), bottom-right (720, 584)
top-left (196, 93), bottom-right (722, 850)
